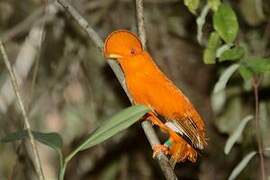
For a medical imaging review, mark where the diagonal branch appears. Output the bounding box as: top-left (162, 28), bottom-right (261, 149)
top-left (57, 0), bottom-right (177, 179)
top-left (56, 0), bottom-right (131, 99)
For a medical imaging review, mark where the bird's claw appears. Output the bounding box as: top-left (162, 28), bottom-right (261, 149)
top-left (152, 144), bottom-right (170, 158)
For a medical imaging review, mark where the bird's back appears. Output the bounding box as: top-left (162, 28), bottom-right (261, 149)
top-left (121, 52), bottom-right (203, 125)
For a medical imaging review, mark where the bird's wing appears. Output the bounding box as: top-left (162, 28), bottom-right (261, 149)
top-left (142, 69), bottom-right (207, 150)
top-left (164, 113), bottom-right (206, 150)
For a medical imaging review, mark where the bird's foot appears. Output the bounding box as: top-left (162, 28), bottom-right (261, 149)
top-left (170, 142), bottom-right (197, 163)
top-left (152, 144), bottom-right (170, 158)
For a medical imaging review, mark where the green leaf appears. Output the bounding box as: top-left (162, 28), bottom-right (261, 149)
top-left (1, 130), bottom-right (63, 150)
top-left (228, 151), bottom-right (257, 180)
top-left (242, 57), bottom-right (270, 73)
top-left (239, 57), bottom-right (270, 80)
top-left (79, 105), bottom-right (150, 151)
top-left (203, 32), bottom-right (222, 64)
top-left (208, 0), bottom-right (221, 11)
top-left (239, 65), bottom-right (253, 81)
top-left (213, 3), bottom-right (239, 43)
top-left (224, 115), bottom-right (253, 154)
top-left (33, 132), bottom-right (63, 150)
top-left (184, 0), bottom-right (200, 14)
top-left (213, 64), bottom-right (240, 93)
top-left (207, 32), bottom-right (222, 49)
top-left (219, 46), bottom-right (245, 62)
top-left (203, 48), bottom-right (216, 64)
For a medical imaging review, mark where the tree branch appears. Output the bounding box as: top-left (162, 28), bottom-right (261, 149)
top-left (0, 41), bottom-right (45, 180)
top-left (252, 77), bottom-right (265, 180)
top-left (57, 0), bottom-right (177, 179)
top-left (135, 0), bottom-right (147, 49)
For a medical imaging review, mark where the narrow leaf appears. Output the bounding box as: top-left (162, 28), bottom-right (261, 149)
top-left (184, 0), bottom-right (200, 14)
top-left (1, 130), bottom-right (28, 142)
top-left (219, 46), bottom-right (245, 62)
top-left (213, 64), bottom-right (239, 93)
top-left (228, 151), bottom-right (257, 180)
top-left (224, 115), bottom-right (253, 154)
top-left (79, 105), bottom-right (150, 151)
top-left (213, 3), bottom-right (239, 43)
top-left (1, 130), bottom-right (63, 150)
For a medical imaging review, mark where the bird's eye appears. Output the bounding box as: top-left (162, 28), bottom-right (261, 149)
top-left (130, 48), bottom-right (136, 55)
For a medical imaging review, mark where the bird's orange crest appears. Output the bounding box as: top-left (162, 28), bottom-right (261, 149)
top-left (104, 30), bottom-right (143, 59)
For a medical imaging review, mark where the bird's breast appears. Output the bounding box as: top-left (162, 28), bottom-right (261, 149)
top-left (119, 53), bottom-right (187, 116)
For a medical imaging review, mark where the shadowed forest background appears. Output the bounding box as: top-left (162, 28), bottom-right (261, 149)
top-left (0, 0), bottom-right (269, 179)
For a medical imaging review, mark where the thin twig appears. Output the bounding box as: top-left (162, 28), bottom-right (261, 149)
top-left (0, 41), bottom-right (45, 180)
top-left (135, 0), bottom-right (147, 49)
top-left (57, 0), bottom-right (103, 50)
top-left (252, 77), bottom-right (265, 180)
top-left (135, 0), bottom-right (178, 179)
top-left (196, 4), bottom-right (210, 45)
top-left (57, 0), bottom-right (177, 179)
top-left (56, 0), bottom-right (131, 99)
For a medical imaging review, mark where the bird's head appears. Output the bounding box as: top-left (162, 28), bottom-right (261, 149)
top-left (104, 30), bottom-right (143, 59)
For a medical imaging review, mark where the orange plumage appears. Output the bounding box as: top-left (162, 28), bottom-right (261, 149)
top-left (104, 30), bottom-right (207, 165)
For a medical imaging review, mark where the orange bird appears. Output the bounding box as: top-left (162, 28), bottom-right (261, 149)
top-left (104, 30), bottom-right (207, 165)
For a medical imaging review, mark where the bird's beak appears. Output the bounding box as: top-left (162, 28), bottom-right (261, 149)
top-left (105, 53), bottom-right (123, 59)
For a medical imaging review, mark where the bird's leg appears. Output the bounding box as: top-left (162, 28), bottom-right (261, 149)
top-left (145, 112), bottom-right (197, 163)
top-left (164, 138), bottom-right (173, 147)
top-left (146, 112), bottom-right (169, 132)
top-left (146, 113), bottom-right (171, 157)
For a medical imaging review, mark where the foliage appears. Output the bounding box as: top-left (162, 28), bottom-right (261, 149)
top-left (213, 3), bottom-right (239, 44)
top-left (1, 105), bottom-right (149, 179)
top-left (1, 130), bottom-right (63, 151)
top-left (192, 0), bottom-right (270, 179)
